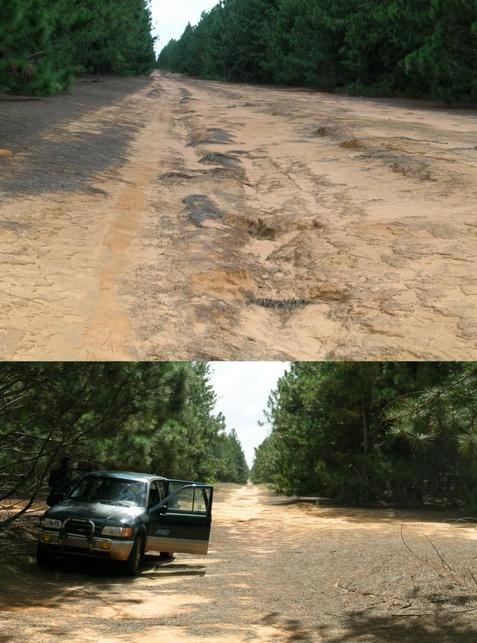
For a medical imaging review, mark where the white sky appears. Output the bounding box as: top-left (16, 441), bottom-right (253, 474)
top-left (151, 0), bottom-right (219, 53)
top-left (209, 362), bottom-right (289, 467)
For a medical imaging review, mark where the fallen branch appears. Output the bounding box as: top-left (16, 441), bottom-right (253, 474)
top-left (422, 532), bottom-right (453, 571)
top-left (335, 582), bottom-right (410, 608)
top-left (390, 605), bottom-right (477, 618)
top-left (400, 523), bottom-right (428, 566)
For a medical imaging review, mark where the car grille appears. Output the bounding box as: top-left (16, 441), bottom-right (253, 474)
top-left (63, 518), bottom-right (101, 537)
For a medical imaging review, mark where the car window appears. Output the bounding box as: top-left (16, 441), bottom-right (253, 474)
top-left (70, 476), bottom-right (147, 507)
top-left (168, 486), bottom-right (210, 514)
top-left (148, 482), bottom-right (161, 508)
top-left (194, 488), bottom-right (208, 513)
top-left (157, 480), bottom-right (167, 499)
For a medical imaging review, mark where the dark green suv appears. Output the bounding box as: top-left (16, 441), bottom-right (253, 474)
top-left (37, 471), bottom-right (214, 576)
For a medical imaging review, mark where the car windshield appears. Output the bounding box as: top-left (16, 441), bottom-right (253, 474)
top-left (69, 476), bottom-right (147, 507)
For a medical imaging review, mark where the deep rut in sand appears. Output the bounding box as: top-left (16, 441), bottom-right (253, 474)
top-left (0, 72), bottom-right (476, 359)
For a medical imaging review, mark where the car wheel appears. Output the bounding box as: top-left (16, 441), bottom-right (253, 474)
top-left (159, 551), bottom-right (175, 561)
top-left (36, 543), bottom-right (56, 568)
top-left (123, 534), bottom-right (144, 577)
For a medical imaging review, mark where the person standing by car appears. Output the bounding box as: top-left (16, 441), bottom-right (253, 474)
top-left (47, 456), bottom-right (73, 506)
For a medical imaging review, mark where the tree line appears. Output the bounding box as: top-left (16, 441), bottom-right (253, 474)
top-left (251, 363), bottom-right (477, 509)
top-left (0, 0), bottom-right (156, 95)
top-left (158, 0), bottom-right (477, 103)
top-left (0, 362), bottom-right (248, 525)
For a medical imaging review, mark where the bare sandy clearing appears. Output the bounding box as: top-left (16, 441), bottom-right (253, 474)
top-left (2, 485), bottom-right (477, 642)
top-left (0, 73), bottom-right (476, 359)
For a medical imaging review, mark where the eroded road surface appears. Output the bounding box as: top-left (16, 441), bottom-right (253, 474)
top-left (1, 72), bottom-right (477, 359)
top-left (2, 485), bottom-right (477, 642)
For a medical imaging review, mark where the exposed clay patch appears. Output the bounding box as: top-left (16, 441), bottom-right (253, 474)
top-left (206, 165), bottom-right (247, 182)
top-left (146, 86), bottom-right (162, 99)
top-left (310, 121), bottom-right (340, 138)
top-left (306, 282), bottom-right (350, 302)
top-left (242, 216), bottom-right (324, 241)
top-left (189, 128), bottom-right (234, 146)
top-left (228, 149), bottom-right (257, 159)
top-left (340, 138), bottom-right (367, 150)
top-left (0, 220), bottom-right (31, 234)
top-left (183, 194), bottom-right (224, 227)
top-left (159, 171), bottom-right (196, 180)
top-left (191, 269), bottom-right (256, 299)
top-left (365, 150), bottom-right (437, 181)
top-left (199, 152), bottom-right (241, 168)
top-left (179, 88), bottom-right (193, 104)
top-left (247, 217), bottom-right (279, 241)
top-left (158, 169), bottom-right (208, 182)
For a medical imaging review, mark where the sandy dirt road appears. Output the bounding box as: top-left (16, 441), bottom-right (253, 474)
top-left (0, 72), bottom-right (476, 360)
top-left (2, 484), bottom-right (477, 642)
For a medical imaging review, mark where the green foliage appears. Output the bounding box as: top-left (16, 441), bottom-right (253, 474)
top-left (69, 0), bottom-right (156, 76)
top-left (388, 364), bottom-right (477, 509)
top-left (264, 0), bottom-right (351, 89)
top-left (159, 0), bottom-right (276, 82)
top-left (252, 362), bottom-right (470, 505)
top-left (158, 0), bottom-right (477, 102)
top-left (0, 362), bottom-right (247, 523)
top-left (214, 429), bottom-right (249, 484)
top-left (0, 0), bottom-right (69, 94)
top-left (0, 0), bottom-right (156, 95)
top-left (404, 0), bottom-right (477, 103)
top-left (250, 435), bottom-right (277, 484)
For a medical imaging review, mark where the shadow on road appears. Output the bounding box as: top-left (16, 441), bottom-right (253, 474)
top-left (262, 611), bottom-right (315, 642)
top-left (317, 610), bottom-right (477, 642)
top-left (0, 552), bottom-right (207, 610)
top-left (3, 485), bottom-right (477, 642)
top-left (266, 495), bottom-right (473, 528)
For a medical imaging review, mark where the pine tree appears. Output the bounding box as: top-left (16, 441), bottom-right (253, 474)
top-left (405, 0), bottom-right (477, 103)
top-left (158, 0), bottom-right (477, 103)
top-left (0, 0), bottom-right (156, 95)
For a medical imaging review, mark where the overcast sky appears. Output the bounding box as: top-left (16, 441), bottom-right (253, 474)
top-left (209, 362), bottom-right (289, 467)
top-left (151, 0), bottom-right (219, 53)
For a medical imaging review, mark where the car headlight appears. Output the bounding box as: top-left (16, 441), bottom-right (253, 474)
top-left (101, 525), bottom-right (133, 538)
top-left (41, 518), bottom-right (62, 529)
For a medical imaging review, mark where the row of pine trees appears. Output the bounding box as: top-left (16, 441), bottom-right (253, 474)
top-left (158, 0), bottom-right (477, 103)
top-left (0, 0), bottom-right (156, 95)
top-left (0, 362), bottom-right (248, 524)
top-left (251, 363), bottom-right (477, 509)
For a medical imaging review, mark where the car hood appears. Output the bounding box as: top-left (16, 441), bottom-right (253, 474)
top-left (45, 500), bottom-right (145, 526)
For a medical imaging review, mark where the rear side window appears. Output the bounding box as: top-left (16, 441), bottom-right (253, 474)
top-left (168, 486), bottom-right (210, 514)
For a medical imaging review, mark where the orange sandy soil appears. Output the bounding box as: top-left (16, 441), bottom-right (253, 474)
top-left (1, 484), bottom-right (477, 642)
top-left (0, 72), bottom-right (476, 360)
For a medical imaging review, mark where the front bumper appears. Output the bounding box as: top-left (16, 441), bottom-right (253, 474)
top-left (38, 530), bottom-right (134, 561)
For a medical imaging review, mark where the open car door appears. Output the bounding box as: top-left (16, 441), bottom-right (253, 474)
top-left (146, 481), bottom-right (214, 555)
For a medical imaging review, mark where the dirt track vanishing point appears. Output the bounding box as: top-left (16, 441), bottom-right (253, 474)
top-left (0, 71), bottom-right (476, 360)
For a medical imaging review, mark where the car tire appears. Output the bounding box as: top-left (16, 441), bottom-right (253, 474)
top-left (123, 534), bottom-right (144, 577)
top-left (36, 543), bottom-right (56, 568)
top-left (159, 551), bottom-right (175, 561)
